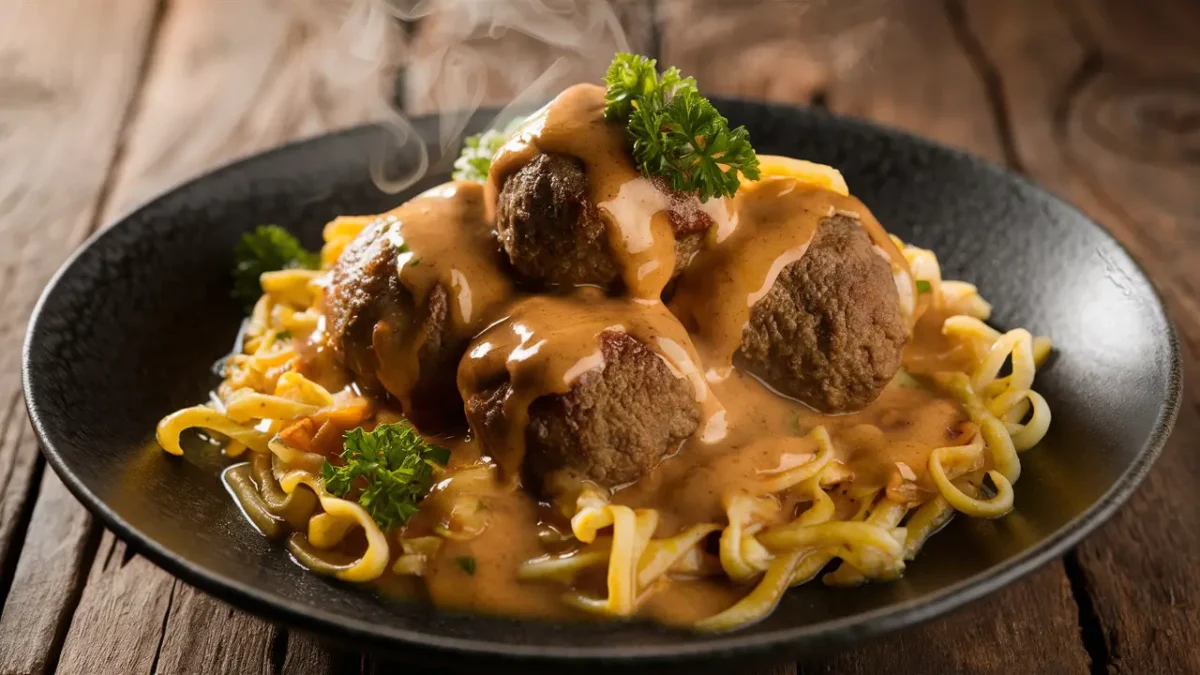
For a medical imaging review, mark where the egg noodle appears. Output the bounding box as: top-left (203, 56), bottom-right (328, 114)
top-left (157, 158), bottom-right (1051, 632)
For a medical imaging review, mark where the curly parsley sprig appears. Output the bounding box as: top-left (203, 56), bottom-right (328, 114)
top-left (604, 53), bottom-right (759, 201)
top-left (321, 422), bottom-right (450, 531)
top-left (452, 116), bottom-right (527, 183)
top-left (232, 225), bottom-right (319, 311)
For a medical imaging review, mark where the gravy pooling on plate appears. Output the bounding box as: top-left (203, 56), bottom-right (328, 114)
top-left (156, 55), bottom-right (1053, 631)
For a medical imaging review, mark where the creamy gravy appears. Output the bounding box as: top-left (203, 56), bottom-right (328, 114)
top-left (671, 176), bottom-right (915, 377)
top-left (456, 290), bottom-right (721, 479)
top-left (300, 85), bottom-right (978, 624)
top-left (487, 84), bottom-right (720, 301)
top-left (364, 300), bottom-right (971, 626)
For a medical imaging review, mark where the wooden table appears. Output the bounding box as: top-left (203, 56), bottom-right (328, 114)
top-left (0, 1), bottom-right (1196, 672)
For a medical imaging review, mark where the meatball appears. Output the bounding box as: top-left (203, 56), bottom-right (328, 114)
top-left (466, 330), bottom-right (699, 496)
top-left (736, 214), bottom-right (908, 413)
top-left (495, 152), bottom-right (711, 289)
top-left (495, 152), bottom-right (615, 286)
top-left (321, 217), bottom-right (459, 428)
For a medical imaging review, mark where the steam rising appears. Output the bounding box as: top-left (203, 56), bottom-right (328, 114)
top-left (331, 0), bottom-right (643, 194)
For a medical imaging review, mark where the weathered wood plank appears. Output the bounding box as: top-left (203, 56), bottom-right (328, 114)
top-left (6, 2), bottom-right (1194, 674)
top-left (660, 0), bottom-right (1005, 159)
top-left (0, 474), bottom-right (96, 675)
top-left (0, 394), bottom-right (39, 598)
top-left (56, 534), bottom-right (174, 675)
top-left (758, 665), bottom-right (798, 675)
top-left (661, 2), bottom-right (1091, 673)
top-left (281, 631), bottom-right (360, 675)
top-left (18, 1), bottom-right (398, 673)
top-left (960, 1), bottom-right (1200, 672)
top-left (154, 584), bottom-right (280, 675)
top-left (799, 565), bottom-right (1085, 674)
top-left (0, 0), bottom-right (164, 671)
top-left (102, 0), bottom-right (398, 216)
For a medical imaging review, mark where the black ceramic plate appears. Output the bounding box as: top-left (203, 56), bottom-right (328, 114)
top-left (24, 100), bottom-right (1180, 672)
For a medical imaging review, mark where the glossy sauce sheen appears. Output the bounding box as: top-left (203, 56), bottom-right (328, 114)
top-left (308, 86), bottom-right (974, 624)
top-left (671, 177), bottom-right (914, 377)
top-left (365, 182), bottom-right (514, 410)
top-left (457, 291), bottom-right (722, 478)
top-left (486, 84), bottom-right (724, 301)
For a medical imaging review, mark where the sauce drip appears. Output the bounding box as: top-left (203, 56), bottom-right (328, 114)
top-left (367, 182), bottom-right (516, 409)
top-left (376, 301), bottom-right (971, 625)
top-left (488, 84), bottom-right (716, 300)
top-left (457, 290), bottom-right (721, 479)
top-left (395, 183), bottom-right (514, 330)
top-left (671, 177), bottom-right (915, 377)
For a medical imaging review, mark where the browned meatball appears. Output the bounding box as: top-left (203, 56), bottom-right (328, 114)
top-left (496, 152), bottom-right (711, 289)
top-left (496, 153), bottom-right (615, 286)
top-left (321, 218), bottom-right (459, 428)
top-left (736, 214), bottom-right (908, 413)
top-left (466, 330), bottom-right (699, 496)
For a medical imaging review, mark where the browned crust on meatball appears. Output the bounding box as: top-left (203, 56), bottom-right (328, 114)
top-left (736, 213), bottom-right (908, 413)
top-left (322, 217), bottom-right (403, 389)
top-left (496, 152), bottom-right (714, 289)
top-left (465, 330), bottom-right (700, 496)
top-left (496, 153), bottom-right (619, 287)
top-left (322, 219), bottom-right (461, 428)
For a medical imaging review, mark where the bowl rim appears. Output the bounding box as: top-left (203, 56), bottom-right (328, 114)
top-left (22, 101), bottom-right (1183, 665)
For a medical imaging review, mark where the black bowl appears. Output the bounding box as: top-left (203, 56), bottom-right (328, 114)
top-left (23, 101), bottom-right (1180, 672)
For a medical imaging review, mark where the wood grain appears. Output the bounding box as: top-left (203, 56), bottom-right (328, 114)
top-left (56, 534), bottom-right (174, 675)
top-left (102, 0), bottom-right (399, 217)
top-left (0, 0), bottom-right (163, 671)
top-left (5, 1), bottom-right (398, 673)
top-left (799, 566), bottom-right (1086, 674)
top-left (660, 0), bottom-right (1005, 159)
top-left (154, 584), bottom-right (281, 675)
top-left (281, 632), bottom-right (360, 675)
top-left (661, 1), bottom-right (1093, 673)
top-left (1, 0), bottom-right (1197, 673)
top-left (0, 474), bottom-right (96, 674)
top-left (958, 1), bottom-right (1200, 672)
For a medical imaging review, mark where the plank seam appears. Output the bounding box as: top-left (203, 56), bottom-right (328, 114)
top-left (270, 625), bottom-right (288, 675)
top-left (147, 580), bottom-right (178, 675)
top-left (86, 0), bottom-right (173, 236)
top-left (943, 0), bottom-right (1026, 173)
top-left (0, 430), bottom-right (44, 613)
top-left (40, 522), bottom-right (102, 675)
top-left (943, 3), bottom-right (1113, 671)
top-left (0, 385), bottom-right (43, 613)
top-left (1064, 550), bottom-right (1112, 675)
top-left (0, 388), bottom-right (29, 501)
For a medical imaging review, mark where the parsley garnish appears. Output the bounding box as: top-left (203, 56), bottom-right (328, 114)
top-left (275, 330), bottom-right (291, 341)
top-left (603, 53), bottom-right (659, 120)
top-left (455, 555), bottom-right (477, 575)
top-left (916, 279), bottom-right (933, 294)
top-left (604, 53), bottom-right (759, 201)
top-left (452, 116), bottom-right (527, 183)
top-left (232, 225), bottom-right (318, 311)
top-left (320, 422), bottom-right (450, 531)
